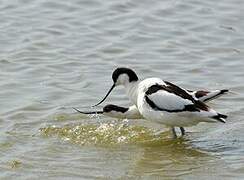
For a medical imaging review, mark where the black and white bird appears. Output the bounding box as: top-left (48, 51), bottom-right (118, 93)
top-left (74, 88), bottom-right (228, 136)
top-left (92, 67), bottom-right (228, 138)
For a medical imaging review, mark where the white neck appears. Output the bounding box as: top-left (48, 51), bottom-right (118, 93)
top-left (124, 81), bottom-right (139, 105)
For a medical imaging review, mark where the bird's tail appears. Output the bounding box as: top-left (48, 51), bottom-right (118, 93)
top-left (201, 89), bottom-right (229, 102)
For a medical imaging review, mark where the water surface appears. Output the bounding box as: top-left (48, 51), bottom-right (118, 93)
top-left (0, 0), bottom-right (244, 179)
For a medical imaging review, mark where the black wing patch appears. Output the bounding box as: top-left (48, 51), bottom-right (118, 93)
top-left (164, 81), bottom-right (195, 101)
top-left (145, 81), bottom-right (209, 112)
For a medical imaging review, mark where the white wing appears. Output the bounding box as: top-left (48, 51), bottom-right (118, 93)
top-left (144, 81), bottom-right (210, 112)
top-left (146, 90), bottom-right (194, 112)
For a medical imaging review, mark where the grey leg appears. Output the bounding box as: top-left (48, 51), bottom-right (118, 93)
top-left (171, 127), bottom-right (177, 139)
top-left (180, 127), bottom-right (185, 136)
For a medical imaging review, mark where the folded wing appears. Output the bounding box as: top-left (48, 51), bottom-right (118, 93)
top-left (145, 81), bottom-right (209, 113)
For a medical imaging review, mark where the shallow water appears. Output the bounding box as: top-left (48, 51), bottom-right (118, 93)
top-left (0, 0), bottom-right (244, 179)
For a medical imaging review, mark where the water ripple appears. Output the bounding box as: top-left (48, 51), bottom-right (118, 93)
top-left (1, 0), bottom-right (244, 178)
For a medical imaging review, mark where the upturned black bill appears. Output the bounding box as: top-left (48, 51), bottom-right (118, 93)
top-left (73, 107), bottom-right (103, 114)
top-left (92, 84), bottom-right (115, 107)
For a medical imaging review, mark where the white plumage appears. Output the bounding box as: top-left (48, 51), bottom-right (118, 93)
top-left (92, 67), bottom-right (228, 138)
top-left (146, 88), bottom-right (192, 111)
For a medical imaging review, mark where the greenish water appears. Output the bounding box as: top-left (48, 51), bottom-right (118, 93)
top-left (0, 0), bottom-right (244, 179)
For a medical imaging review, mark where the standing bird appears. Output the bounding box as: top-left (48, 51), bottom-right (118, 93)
top-left (74, 89), bottom-right (228, 136)
top-left (92, 67), bottom-right (228, 138)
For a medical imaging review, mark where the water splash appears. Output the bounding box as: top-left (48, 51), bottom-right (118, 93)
top-left (39, 122), bottom-right (173, 146)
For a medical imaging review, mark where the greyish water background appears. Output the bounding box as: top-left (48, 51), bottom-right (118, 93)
top-left (0, 0), bottom-right (244, 179)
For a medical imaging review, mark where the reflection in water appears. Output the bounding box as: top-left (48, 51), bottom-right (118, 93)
top-left (133, 141), bottom-right (215, 178)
